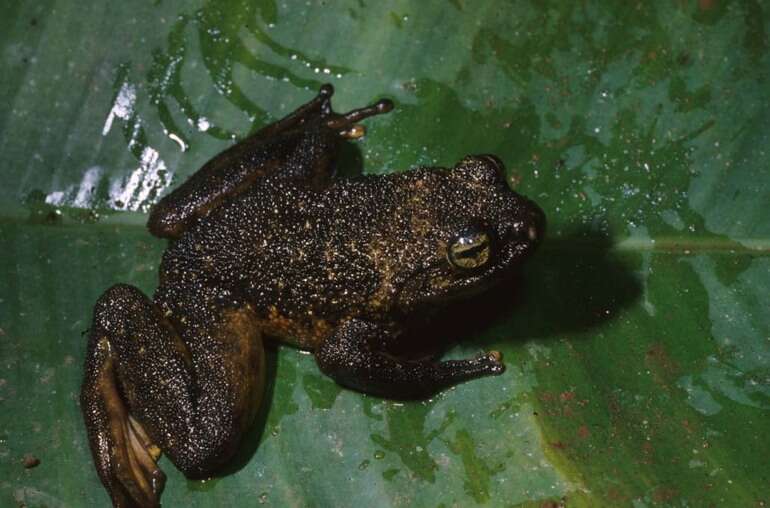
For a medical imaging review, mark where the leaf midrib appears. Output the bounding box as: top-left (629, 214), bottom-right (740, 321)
top-left (2, 207), bottom-right (768, 254)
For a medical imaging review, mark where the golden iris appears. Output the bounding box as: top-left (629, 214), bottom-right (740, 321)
top-left (447, 227), bottom-right (492, 270)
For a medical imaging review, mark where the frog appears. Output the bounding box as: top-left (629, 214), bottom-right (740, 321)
top-left (80, 84), bottom-right (545, 507)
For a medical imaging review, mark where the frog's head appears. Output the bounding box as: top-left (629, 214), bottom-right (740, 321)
top-left (395, 155), bottom-right (545, 312)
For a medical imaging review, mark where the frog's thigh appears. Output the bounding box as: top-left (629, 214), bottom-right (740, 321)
top-left (147, 85), bottom-right (393, 239)
top-left (146, 86), bottom-right (335, 239)
top-left (82, 284), bottom-right (264, 505)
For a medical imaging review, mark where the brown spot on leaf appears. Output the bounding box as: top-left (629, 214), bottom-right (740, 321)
top-left (22, 454), bottom-right (40, 468)
top-left (645, 342), bottom-right (680, 387)
top-left (652, 486), bottom-right (679, 503)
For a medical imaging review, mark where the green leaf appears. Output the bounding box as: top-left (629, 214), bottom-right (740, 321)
top-left (1, 1), bottom-right (768, 506)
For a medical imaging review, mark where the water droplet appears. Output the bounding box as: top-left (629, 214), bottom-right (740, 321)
top-left (168, 132), bottom-right (187, 152)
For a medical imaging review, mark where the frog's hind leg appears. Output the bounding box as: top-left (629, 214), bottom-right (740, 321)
top-left (145, 86), bottom-right (337, 240)
top-left (252, 83), bottom-right (335, 139)
top-left (147, 84), bottom-right (393, 239)
top-left (81, 284), bottom-right (265, 507)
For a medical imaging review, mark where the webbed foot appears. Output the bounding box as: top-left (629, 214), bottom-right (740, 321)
top-left (81, 338), bottom-right (166, 507)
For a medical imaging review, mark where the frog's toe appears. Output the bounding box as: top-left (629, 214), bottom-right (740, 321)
top-left (319, 83), bottom-right (334, 98)
top-left (340, 124), bottom-right (366, 139)
top-left (324, 96), bottom-right (394, 138)
top-left (107, 414), bottom-right (166, 507)
top-left (483, 350), bottom-right (506, 374)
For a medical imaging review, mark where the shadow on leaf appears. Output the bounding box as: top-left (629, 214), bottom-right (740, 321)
top-left (396, 227), bottom-right (642, 358)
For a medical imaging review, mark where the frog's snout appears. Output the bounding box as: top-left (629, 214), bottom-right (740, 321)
top-left (512, 199), bottom-right (545, 251)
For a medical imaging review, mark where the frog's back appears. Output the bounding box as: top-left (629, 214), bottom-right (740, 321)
top-left (157, 162), bottom-right (533, 347)
top-left (157, 176), bottom-right (396, 347)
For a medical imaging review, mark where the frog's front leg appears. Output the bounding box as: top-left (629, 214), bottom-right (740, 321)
top-left (314, 319), bottom-right (505, 399)
top-left (81, 284), bottom-right (264, 507)
top-left (147, 84), bottom-right (393, 239)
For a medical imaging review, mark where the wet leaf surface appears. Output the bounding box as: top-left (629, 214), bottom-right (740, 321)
top-left (1, 1), bottom-right (768, 506)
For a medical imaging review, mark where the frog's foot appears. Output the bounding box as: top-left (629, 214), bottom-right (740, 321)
top-left (316, 84), bottom-right (394, 139)
top-left (81, 337), bottom-right (166, 508)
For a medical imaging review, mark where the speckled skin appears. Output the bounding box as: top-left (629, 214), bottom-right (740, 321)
top-left (80, 85), bottom-right (545, 508)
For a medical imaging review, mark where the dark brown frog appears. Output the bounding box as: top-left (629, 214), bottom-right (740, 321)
top-left (81, 84), bottom-right (545, 507)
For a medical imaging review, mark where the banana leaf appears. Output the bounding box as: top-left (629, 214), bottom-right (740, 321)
top-left (1, 1), bottom-right (768, 506)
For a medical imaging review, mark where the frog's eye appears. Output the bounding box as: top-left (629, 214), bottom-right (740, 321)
top-left (447, 225), bottom-right (494, 271)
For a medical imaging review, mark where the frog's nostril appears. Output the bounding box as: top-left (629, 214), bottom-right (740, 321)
top-left (514, 201), bottom-right (545, 247)
top-left (527, 225), bottom-right (539, 242)
top-left (529, 205), bottom-right (546, 246)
